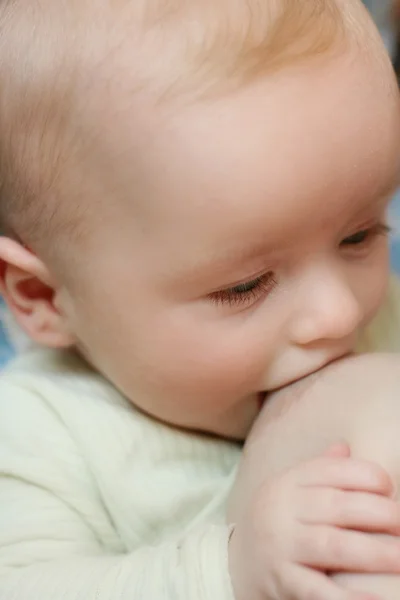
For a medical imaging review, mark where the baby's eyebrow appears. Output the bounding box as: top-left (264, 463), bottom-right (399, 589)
top-left (202, 241), bottom-right (277, 272)
top-left (380, 171), bottom-right (400, 201)
top-left (357, 177), bottom-right (400, 216)
top-left (339, 173), bottom-right (400, 228)
top-left (387, 177), bottom-right (400, 201)
top-left (173, 241), bottom-right (281, 291)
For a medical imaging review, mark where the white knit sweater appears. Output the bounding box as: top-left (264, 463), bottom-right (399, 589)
top-left (1, 277), bottom-right (400, 600)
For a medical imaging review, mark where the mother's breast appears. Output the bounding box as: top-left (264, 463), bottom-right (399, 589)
top-left (231, 354), bottom-right (400, 515)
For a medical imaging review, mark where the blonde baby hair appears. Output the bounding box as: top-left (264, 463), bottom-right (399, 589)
top-left (0, 0), bottom-right (358, 253)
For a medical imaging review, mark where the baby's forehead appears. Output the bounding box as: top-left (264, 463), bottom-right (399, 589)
top-left (0, 0), bottom-right (387, 258)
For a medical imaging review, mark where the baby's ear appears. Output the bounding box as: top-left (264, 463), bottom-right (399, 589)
top-left (0, 237), bottom-right (75, 348)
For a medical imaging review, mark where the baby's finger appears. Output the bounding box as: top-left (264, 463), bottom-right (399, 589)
top-left (324, 443), bottom-right (351, 458)
top-left (294, 525), bottom-right (400, 573)
top-left (298, 489), bottom-right (400, 534)
top-left (281, 565), bottom-right (380, 600)
top-left (297, 458), bottom-right (393, 496)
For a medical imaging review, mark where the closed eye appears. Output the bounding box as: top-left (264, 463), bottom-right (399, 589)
top-left (340, 223), bottom-right (391, 247)
top-left (209, 271), bottom-right (277, 307)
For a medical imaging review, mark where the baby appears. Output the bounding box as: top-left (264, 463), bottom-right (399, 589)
top-left (1, 1), bottom-right (400, 599)
top-left (229, 352), bottom-right (400, 600)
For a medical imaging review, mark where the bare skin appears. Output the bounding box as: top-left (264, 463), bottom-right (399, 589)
top-left (229, 353), bottom-right (400, 599)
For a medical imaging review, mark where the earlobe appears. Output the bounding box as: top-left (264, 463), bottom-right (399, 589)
top-left (0, 237), bottom-right (76, 348)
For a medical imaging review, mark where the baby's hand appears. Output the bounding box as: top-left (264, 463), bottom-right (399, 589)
top-left (229, 444), bottom-right (400, 600)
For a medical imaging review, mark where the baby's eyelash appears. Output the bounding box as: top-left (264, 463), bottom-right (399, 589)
top-left (210, 272), bottom-right (277, 307)
top-left (340, 222), bottom-right (392, 247)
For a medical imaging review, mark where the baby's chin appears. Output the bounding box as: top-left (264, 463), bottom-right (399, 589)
top-left (189, 392), bottom-right (262, 441)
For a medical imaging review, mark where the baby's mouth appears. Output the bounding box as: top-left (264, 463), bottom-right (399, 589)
top-left (259, 351), bottom-right (355, 405)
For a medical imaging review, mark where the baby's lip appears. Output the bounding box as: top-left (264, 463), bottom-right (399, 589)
top-left (292, 352), bottom-right (355, 386)
top-left (263, 351), bottom-right (355, 397)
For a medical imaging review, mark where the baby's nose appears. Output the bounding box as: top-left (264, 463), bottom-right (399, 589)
top-left (290, 276), bottom-right (362, 346)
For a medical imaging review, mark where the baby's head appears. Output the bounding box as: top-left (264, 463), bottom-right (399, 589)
top-left (0, 0), bottom-right (399, 439)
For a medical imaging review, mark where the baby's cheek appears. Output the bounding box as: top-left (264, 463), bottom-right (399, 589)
top-left (192, 342), bottom-right (266, 396)
top-left (148, 320), bottom-right (268, 395)
top-left (361, 247), bottom-right (390, 321)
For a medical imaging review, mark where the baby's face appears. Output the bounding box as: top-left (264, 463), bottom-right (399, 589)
top-left (57, 43), bottom-right (400, 439)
